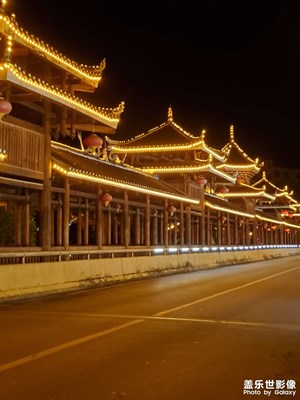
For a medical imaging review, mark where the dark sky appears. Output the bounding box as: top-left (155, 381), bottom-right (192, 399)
top-left (10, 0), bottom-right (300, 168)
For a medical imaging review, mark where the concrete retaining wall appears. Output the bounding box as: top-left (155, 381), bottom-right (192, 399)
top-left (1, 247), bottom-right (300, 303)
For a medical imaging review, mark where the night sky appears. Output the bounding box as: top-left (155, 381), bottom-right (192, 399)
top-left (10, 0), bottom-right (300, 168)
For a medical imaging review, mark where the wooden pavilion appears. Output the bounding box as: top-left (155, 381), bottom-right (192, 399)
top-left (0, 2), bottom-right (299, 259)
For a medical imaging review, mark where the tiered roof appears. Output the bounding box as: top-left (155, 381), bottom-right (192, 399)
top-left (0, 4), bottom-right (124, 132)
top-left (216, 125), bottom-right (263, 182)
top-left (51, 141), bottom-right (198, 204)
top-left (108, 107), bottom-right (223, 157)
top-left (216, 181), bottom-right (276, 202)
top-left (107, 107), bottom-right (235, 182)
top-left (252, 171), bottom-right (298, 211)
top-left (0, 12), bottom-right (105, 89)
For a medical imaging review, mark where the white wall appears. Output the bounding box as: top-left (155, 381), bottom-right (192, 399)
top-left (1, 248), bottom-right (299, 303)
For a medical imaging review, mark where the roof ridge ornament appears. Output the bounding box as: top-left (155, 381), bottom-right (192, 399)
top-left (230, 124), bottom-right (234, 142)
top-left (92, 58), bottom-right (106, 74)
top-left (167, 106), bottom-right (173, 123)
top-left (0, 0), bottom-right (6, 13)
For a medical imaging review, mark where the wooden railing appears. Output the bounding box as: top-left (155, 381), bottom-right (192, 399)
top-left (0, 120), bottom-right (44, 178)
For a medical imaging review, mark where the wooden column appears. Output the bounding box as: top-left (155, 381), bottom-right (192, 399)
top-left (279, 225), bottom-right (283, 245)
top-left (217, 211), bottom-right (221, 246)
top-left (40, 100), bottom-right (52, 250)
top-left (83, 198), bottom-right (89, 245)
top-left (241, 219), bottom-right (246, 245)
top-left (152, 210), bottom-right (158, 245)
top-left (96, 186), bottom-right (102, 248)
top-left (145, 195), bottom-right (150, 247)
top-left (245, 220), bottom-right (250, 245)
top-left (226, 212), bottom-right (230, 245)
top-left (180, 203), bottom-right (185, 246)
top-left (234, 215), bottom-right (238, 245)
top-left (123, 190), bottom-right (130, 247)
top-left (77, 198), bottom-right (82, 245)
top-left (186, 205), bottom-right (192, 246)
top-left (207, 207), bottom-right (211, 246)
top-left (163, 199), bottom-right (168, 247)
top-left (107, 208), bottom-right (112, 245)
top-left (23, 189), bottom-right (30, 246)
top-left (15, 203), bottom-right (22, 246)
top-left (135, 208), bottom-right (141, 245)
top-left (252, 219), bottom-right (257, 245)
top-left (56, 193), bottom-right (63, 246)
top-left (200, 186), bottom-right (205, 246)
top-left (63, 177), bottom-right (70, 249)
top-left (112, 214), bottom-right (118, 245)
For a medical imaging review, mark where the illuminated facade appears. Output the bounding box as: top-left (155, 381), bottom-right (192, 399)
top-left (109, 114), bottom-right (300, 247)
top-left (0, 2), bottom-right (299, 258)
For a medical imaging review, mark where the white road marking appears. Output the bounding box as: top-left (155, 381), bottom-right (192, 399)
top-left (0, 319), bottom-right (144, 373)
top-left (1, 265), bottom-right (299, 373)
top-left (154, 265), bottom-right (300, 316)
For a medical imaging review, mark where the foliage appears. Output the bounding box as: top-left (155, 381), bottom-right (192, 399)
top-left (0, 206), bottom-right (38, 246)
top-left (0, 207), bottom-right (15, 245)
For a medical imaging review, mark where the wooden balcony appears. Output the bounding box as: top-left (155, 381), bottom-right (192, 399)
top-left (0, 119), bottom-right (44, 180)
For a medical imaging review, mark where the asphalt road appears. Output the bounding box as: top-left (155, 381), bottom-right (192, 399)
top-left (0, 256), bottom-right (300, 400)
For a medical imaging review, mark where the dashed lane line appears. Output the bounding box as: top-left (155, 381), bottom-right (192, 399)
top-left (0, 319), bottom-right (144, 373)
top-left (1, 265), bottom-right (299, 373)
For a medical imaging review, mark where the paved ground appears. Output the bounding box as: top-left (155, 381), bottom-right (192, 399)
top-left (0, 256), bottom-right (299, 400)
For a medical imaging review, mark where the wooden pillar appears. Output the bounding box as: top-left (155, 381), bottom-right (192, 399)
top-left (77, 198), bottom-right (82, 245)
top-left (15, 203), bottom-right (22, 246)
top-left (83, 198), bottom-right (89, 245)
top-left (173, 215), bottom-right (178, 245)
top-left (207, 207), bottom-right (211, 246)
top-left (112, 214), bottom-right (118, 244)
top-left (179, 203), bottom-right (185, 246)
top-left (152, 210), bottom-right (158, 245)
top-left (185, 204), bottom-right (191, 246)
top-left (23, 189), bottom-right (30, 246)
top-left (123, 190), bottom-right (130, 247)
top-left (163, 199), bottom-right (168, 247)
top-left (63, 176), bottom-right (70, 249)
top-left (95, 187), bottom-right (102, 247)
top-left (259, 223), bottom-right (263, 245)
top-left (145, 195), bottom-right (150, 247)
top-left (226, 212), bottom-right (230, 245)
top-left (200, 186), bottom-right (205, 246)
top-left (241, 219), bottom-right (245, 245)
top-left (234, 215), bottom-right (238, 245)
top-left (56, 193), bottom-right (63, 246)
top-left (107, 208), bottom-right (112, 245)
top-left (245, 218), bottom-right (250, 246)
top-left (279, 226), bottom-right (283, 245)
top-left (135, 208), bottom-right (141, 245)
top-left (40, 100), bottom-right (52, 250)
top-left (217, 211), bottom-right (221, 246)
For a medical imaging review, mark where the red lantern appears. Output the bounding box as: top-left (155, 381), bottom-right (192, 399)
top-left (167, 204), bottom-right (176, 216)
top-left (216, 185), bottom-right (229, 194)
top-left (196, 176), bottom-right (207, 186)
top-left (101, 192), bottom-right (112, 206)
top-left (83, 134), bottom-right (103, 153)
top-left (0, 97), bottom-right (12, 119)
